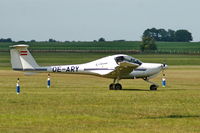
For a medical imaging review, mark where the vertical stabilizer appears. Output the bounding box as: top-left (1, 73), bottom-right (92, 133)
top-left (10, 44), bottom-right (39, 70)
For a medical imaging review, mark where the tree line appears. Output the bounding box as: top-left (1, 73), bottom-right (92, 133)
top-left (0, 38), bottom-right (12, 42)
top-left (143, 28), bottom-right (193, 42)
top-left (0, 28), bottom-right (193, 43)
top-left (0, 37), bottom-right (123, 43)
top-left (140, 28), bottom-right (193, 51)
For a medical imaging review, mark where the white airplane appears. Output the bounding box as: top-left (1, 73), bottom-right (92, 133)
top-left (10, 44), bottom-right (168, 90)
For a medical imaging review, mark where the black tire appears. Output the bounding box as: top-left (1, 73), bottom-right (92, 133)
top-left (109, 84), bottom-right (115, 90)
top-left (150, 85), bottom-right (157, 91)
top-left (115, 83), bottom-right (122, 90)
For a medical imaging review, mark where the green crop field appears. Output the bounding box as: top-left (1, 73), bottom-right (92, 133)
top-left (0, 50), bottom-right (200, 132)
top-left (0, 42), bottom-right (140, 51)
top-left (1, 41), bottom-right (200, 53)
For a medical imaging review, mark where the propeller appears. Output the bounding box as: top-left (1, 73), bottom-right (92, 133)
top-left (161, 63), bottom-right (167, 69)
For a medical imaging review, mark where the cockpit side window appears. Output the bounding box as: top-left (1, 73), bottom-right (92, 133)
top-left (134, 59), bottom-right (142, 65)
top-left (115, 56), bottom-right (124, 64)
top-left (115, 56), bottom-right (142, 65)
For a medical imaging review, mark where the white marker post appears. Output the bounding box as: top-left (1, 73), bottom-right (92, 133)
top-left (162, 73), bottom-right (166, 87)
top-left (16, 78), bottom-right (20, 94)
top-left (47, 74), bottom-right (51, 88)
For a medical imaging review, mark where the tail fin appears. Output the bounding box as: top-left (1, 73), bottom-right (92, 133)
top-left (10, 44), bottom-right (40, 71)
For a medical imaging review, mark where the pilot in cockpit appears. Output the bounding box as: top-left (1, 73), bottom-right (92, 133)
top-left (115, 56), bottom-right (142, 65)
top-left (115, 56), bottom-right (124, 65)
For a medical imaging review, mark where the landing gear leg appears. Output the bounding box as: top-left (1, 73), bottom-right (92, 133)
top-left (109, 78), bottom-right (122, 90)
top-left (143, 78), bottom-right (159, 91)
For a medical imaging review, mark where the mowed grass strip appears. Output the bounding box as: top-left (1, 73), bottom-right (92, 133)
top-left (0, 66), bottom-right (200, 133)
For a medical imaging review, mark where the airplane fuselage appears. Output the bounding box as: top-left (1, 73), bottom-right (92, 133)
top-left (36, 55), bottom-right (165, 80)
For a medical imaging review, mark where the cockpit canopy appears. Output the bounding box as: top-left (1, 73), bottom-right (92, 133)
top-left (115, 56), bottom-right (142, 65)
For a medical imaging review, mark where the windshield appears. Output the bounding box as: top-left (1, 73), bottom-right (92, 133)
top-left (115, 56), bottom-right (142, 65)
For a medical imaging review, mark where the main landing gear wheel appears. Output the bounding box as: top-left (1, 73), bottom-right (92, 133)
top-left (115, 83), bottom-right (122, 90)
top-left (109, 83), bottom-right (122, 90)
top-left (109, 84), bottom-right (115, 90)
top-left (150, 84), bottom-right (157, 91)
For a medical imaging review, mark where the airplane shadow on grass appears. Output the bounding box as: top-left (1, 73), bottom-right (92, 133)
top-left (145, 114), bottom-right (200, 119)
top-left (121, 88), bottom-right (149, 91)
top-left (121, 88), bottom-right (196, 92)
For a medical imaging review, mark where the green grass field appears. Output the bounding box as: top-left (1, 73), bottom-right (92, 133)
top-left (0, 66), bottom-right (200, 133)
top-left (0, 51), bottom-right (200, 132)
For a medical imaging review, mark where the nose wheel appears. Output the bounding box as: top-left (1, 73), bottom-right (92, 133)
top-left (109, 83), bottom-right (122, 90)
top-left (144, 78), bottom-right (159, 91)
top-left (150, 84), bottom-right (158, 91)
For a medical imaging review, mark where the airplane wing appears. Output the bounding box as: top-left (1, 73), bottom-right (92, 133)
top-left (103, 61), bottom-right (139, 78)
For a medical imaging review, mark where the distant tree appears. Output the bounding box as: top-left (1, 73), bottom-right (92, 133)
top-left (140, 36), bottom-right (157, 51)
top-left (158, 29), bottom-right (168, 41)
top-left (0, 38), bottom-right (13, 42)
top-left (143, 28), bottom-right (159, 41)
top-left (6, 38), bottom-right (12, 42)
top-left (49, 38), bottom-right (57, 42)
top-left (30, 40), bottom-right (36, 42)
top-left (113, 40), bottom-right (125, 42)
top-left (167, 29), bottom-right (176, 42)
top-left (175, 30), bottom-right (193, 42)
top-left (17, 40), bottom-right (26, 43)
top-left (98, 37), bottom-right (106, 42)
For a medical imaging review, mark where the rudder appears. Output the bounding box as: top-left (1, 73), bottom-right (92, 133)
top-left (10, 44), bottom-right (39, 71)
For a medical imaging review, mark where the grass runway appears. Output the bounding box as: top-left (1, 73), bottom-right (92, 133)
top-left (0, 66), bottom-right (200, 133)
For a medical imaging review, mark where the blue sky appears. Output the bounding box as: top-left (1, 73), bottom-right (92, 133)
top-left (0, 0), bottom-right (199, 41)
